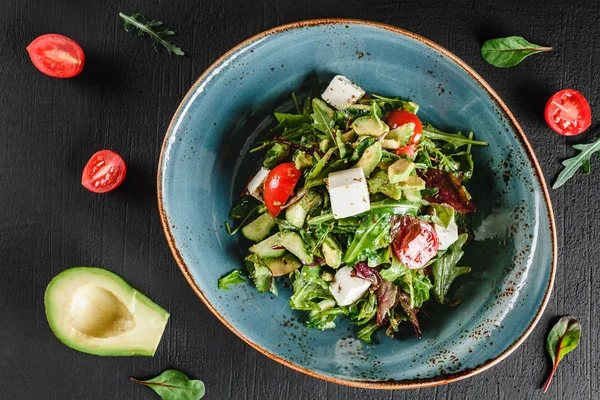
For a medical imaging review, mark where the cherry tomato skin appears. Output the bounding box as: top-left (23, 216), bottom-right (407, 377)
top-left (81, 150), bottom-right (127, 193)
top-left (26, 34), bottom-right (85, 78)
top-left (544, 89), bottom-right (591, 136)
top-left (392, 216), bottom-right (439, 269)
top-left (386, 110), bottom-right (423, 144)
top-left (263, 163), bottom-right (302, 216)
top-left (394, 144), bottom-right (416, 159)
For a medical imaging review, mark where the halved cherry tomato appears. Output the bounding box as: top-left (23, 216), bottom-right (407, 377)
top-left (26, 34), bottom-right (85, 78)
top-left (387, 110), bottom-right (423, 144)
top-left (263, 163), bottom-right (301, 216)
top-left (391, 215), bottom-right (439, 269)
top-left (394, 144), bottom-right (416, 159)
top-left (544, 89), bottom-right (591, 136)
top-left (82, 150), bottom-right (127, 193)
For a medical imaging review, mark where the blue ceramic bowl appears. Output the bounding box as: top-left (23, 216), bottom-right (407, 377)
top-left (158, 19), bottom-right (556, 389)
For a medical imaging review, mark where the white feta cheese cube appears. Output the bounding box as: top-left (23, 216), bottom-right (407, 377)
top-left (434, 215), bottom-right (459, 251)
top-left (329, 266), bottom-right (371, 306)
top-left (328, 167), bottom-right (370, 219)
top-left (247, 167), bottom-right (270, 201)
top-left (321, 75), bottom-right (365, 110)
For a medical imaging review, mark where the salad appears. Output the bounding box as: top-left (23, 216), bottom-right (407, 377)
top-left (219, 75), bottom-right (487, 343)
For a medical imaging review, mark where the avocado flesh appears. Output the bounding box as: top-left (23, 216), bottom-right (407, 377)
top-left (44, 267), bottom-right (169, 356)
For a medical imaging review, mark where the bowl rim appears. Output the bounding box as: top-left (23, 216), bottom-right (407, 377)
top-left (157, 18), bottom-right (557, 390)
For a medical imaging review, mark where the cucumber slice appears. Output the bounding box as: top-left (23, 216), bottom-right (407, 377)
top-left (249, 233), bottom-right (285, 258)
top-left (285, 190), bottom-right (322, 228)
top-left (322, 236), bottom-right (342, 268)
top-left (241, 213), bottom-right (275, 242)
top-left (264, 254), bottom-right (302, 276)
top-left (279, 231), bottom-right (313, 264)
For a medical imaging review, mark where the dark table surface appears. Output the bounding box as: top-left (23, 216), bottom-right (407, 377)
top-left (1, 0), bottom-right (598, 399)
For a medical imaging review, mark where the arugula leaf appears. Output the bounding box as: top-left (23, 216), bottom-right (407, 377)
top-left (362, 94), bottom-right (419, 114)
top-left (349, 137), bottom-right (376, 163)
top-left (311, 99), bottom-right (336, 142)
top-left (244, 254), bottom-right (277, 295)
top-left (380, 255), bottom-right (432, 308)
top-left (307, 299), bottom-right (344, 330)
top-left (119, 12), bottom-right (184, 56)
top-left (274, 112), bottom-right (312, 126)
top-left (289, 266), bottom-right (331, 311)
top-left (543, 316), bottom-right (581, 392)
top-left (422, 123), bottom-right (487, 149)
top-left (263, 142), bottom-right (290, 168)
top-left (131, 369), bottom-right (204, 400)
top-left (431, 233), bottom-right (470, 304)
top-left (348, 292), bottom-right (378, 325)
top-left (217, 270), bottom-right (247, 290)
top-left (553, 137), bottom-right (600, 189)
top-left (343, 213), bottom-right (392, 264)
top-left (229, 196), bottom-right (260, 219)
top-left (357, 321), bottom-right (380, 344)
top-left (481, 36), bottom-right (552, 68)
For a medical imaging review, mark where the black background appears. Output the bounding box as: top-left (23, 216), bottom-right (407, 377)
top-left (1, 0), bottom-right (598, 399)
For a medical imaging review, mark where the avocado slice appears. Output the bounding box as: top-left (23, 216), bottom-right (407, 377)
top-left (355, 141), bottom-right (382, 177)
top-left (388, 158), bottom-right (415, 183)
top-left (351, 116), bottom-right (389, 137)
top-left (44, 267), bottom-right (169, 356)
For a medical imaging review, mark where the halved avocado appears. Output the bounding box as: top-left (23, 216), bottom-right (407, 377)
top-left (44, 267), bottom-right (169, 356)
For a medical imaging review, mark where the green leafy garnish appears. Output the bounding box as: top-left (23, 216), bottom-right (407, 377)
top-left (343, 213), bottom-right (392, 264)
top-left (217, 270), bottom-right (247, 290)
top-left (131, 369), bottom-right (205, 400)
top-left (119, 12), bottom-right (184, 56)
top-left (431, 233), bottom-right (471, 305)
top-left (422, 123), bottom-right (487, 149)
top-left (481, 36), bottom-right (551, 68)
top-left (553, 137), bottom-right (600, 189)
top-left (543, 316), bottom-right (581, 392)
top-left (244, 254), bottom-right (277, 295)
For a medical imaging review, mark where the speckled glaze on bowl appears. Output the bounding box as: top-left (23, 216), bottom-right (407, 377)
top-left (158, 19), bottom-right (556, 389)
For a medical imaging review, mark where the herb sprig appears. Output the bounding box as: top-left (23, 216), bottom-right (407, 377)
top-left (553, 136), bottom-right (600, 189)
top-left (119, 12), bottom-right (184, 56)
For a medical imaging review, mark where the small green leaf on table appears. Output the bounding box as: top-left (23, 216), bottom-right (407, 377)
top-left (543, 316), bottom-right (581, 393)
top-left (481, 36), bottom-right (551, 68)
top-left (119, 12), bottom-right (185, 56)
top-left (553, 136), bottom-right (600, 189)
top-left (131, 369), bottom-right (205, 400)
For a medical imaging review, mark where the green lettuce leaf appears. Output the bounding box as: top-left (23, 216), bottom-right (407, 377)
top-left (244, 254), bottom-right (277, 295)
top-left (380, 255), bottom-right (432, 308)
top-left (217, 270), bottom-right (247, 290)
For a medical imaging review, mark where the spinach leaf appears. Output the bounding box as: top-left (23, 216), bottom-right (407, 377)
top-left (431, 233), bottom-right (470, 304)
top-left (357, 321), bottom-right (380, 344)
top-left (131, 369), bottom-right (205, 400)
top-left (217, 270), bottom-right (247, 290)
top-left (422, 123), bottom-right (487, 149)
top-left (553, 136), bottom-right (600, 189)
top-left (343, 213), bottom-right (392, 264)
top-left (543, 316), bottom-right (581, 392)
top-left (481, 36), bottom-right (552, 68)
top-left (311, 98), bottom-right (336, 142)
top-left (263, 142), bottom-right (290, 168)
top-left (244, 254), bottom-right (277, 295)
